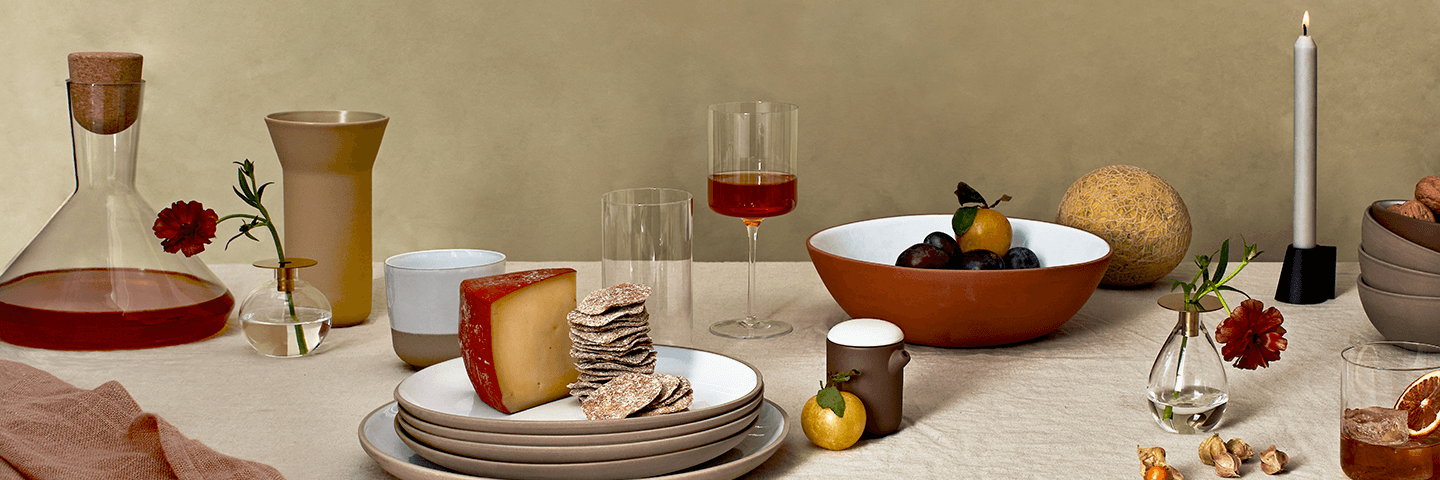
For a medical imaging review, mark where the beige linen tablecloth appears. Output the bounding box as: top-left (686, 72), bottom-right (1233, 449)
top-left (0, 261), bottom-right (1371, 478)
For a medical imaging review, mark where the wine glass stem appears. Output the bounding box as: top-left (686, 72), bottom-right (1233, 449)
top-left (743, 219), bottom-right (760, 328)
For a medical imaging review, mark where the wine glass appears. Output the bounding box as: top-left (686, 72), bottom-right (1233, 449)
top-left (707, 101), bottom-right (798, 339)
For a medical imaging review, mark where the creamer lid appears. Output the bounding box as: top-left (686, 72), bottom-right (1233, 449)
top-left (827, 318), bottom-right (904, 347)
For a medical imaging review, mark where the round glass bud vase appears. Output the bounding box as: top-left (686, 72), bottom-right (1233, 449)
top-left (240, 258), bottom-right (331, 358)
top-left (1146, 293), bottom-right (1229, 434)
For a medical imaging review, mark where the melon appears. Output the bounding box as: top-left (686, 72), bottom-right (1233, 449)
top-left (1055, 165), bottom-right (1191, 287)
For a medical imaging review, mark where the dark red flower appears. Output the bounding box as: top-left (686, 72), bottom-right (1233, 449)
top-left (1214, 298), bottom-right (1287, 370)
top-left (153, 200), bottom-right (218, 257)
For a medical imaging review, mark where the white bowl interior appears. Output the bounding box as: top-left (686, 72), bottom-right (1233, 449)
top-left (810, 214), bottom-right (1110, 268)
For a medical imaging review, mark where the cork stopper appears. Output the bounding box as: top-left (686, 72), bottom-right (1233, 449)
top-left (67, 52), bottom-right (143, 135)
top-left (68, 52), bottom-right (143, 83)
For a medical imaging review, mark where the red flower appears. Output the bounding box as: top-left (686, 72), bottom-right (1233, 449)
top-left (153, 200), bottom-right (218, 257)
top-left (1214, 298), bottom-right (1288, 370)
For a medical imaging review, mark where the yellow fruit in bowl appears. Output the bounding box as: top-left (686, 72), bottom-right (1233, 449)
top-left (956, 207), bottom-right (1012, 255)
top-left (801, 370), bottom-right (866, 450)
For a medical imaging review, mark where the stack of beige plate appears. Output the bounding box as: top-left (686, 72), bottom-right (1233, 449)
top-left (359, 345), bottom-right (788, 480)
top-left (1358, 201), bottom-right (1440, 345)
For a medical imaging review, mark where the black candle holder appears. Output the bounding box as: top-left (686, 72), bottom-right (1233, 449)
top-left (1275, 244), bottom-right (1336, 304)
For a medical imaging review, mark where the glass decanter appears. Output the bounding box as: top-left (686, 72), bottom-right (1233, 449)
top-left (239, 259), bottom-right (330, 358)
top-left (1146, 293), bottom-right (1229, 434)
top-left (0, 55), bottom-right (233, 350)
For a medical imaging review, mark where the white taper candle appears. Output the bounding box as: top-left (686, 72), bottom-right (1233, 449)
top-left (1294, 11), bottom-right (1317, 249)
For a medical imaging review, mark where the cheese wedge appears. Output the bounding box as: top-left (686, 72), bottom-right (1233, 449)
top-left (458, 268), bottom-right (579, 414)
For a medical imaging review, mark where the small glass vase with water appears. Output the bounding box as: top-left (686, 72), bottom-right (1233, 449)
top-left (1146, 293), bottom-right (1229, 434)
top-left (240, 258), bottom-right (331, 357)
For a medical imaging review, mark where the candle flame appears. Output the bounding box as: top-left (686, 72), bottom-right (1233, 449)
top-left (1302, 11), bottom-right (1310, 35)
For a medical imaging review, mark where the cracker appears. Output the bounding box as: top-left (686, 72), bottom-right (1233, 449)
top-left (570, 347), bottom-right (654, 365)
top-left (653, 377), bottom-right (691, 407)
top-left (577, 283), bottom-right (651, 315)
top-left (635, 377), bottom-right (693, 416)
top-left (581, 373), bottom-right (663, 420)
top-left (571, 335), bottom-right (652, 353)
top-left (577, 365), bottom-right (654, 383)
top-left (575, 360), bottom-right (655, 373)
top-left (567, 304), bottom-right (645, 328)
top-left (567, 382), bottom-right (600, 399)
top-left (634, 393), bottom-right (692, 416)
top-left (652, 374), bottom-right (681, 402)
top-left (570, 323), bottom-right (651, 346)
top-left (569, 317), bottom-right (648, 334)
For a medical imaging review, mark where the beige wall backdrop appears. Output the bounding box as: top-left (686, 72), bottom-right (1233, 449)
top-left (2, 1), bottom-right (1436, 270)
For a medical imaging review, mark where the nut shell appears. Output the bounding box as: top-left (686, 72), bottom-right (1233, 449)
top-left (1418, 176), bottom-right (1440, 212)
top-left (1388, 200), bottom-right (1436, 222)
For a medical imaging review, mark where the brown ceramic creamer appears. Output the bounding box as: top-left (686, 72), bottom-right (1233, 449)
top-left (826, 318), bottom-right (910, 435)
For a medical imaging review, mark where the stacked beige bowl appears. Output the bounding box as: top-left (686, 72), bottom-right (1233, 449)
top-left (358, 345), bottom-right (789, 480)
top-left (1358, 200), bottom-right (1440, 345)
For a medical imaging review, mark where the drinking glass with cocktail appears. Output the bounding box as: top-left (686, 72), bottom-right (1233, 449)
top-left (1342, 341), bottom-right (1440, 479)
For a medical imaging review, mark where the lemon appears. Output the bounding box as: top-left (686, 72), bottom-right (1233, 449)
top-left (801, 391), bottom-right (866, 450)
top-left (957, 207), bottom-right (1012, 255)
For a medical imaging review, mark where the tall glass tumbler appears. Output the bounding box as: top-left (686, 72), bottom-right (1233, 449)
top-left (601, 188), bottom-right (693, 346)
top-left (1341, 341), bottom-right (1440, 479)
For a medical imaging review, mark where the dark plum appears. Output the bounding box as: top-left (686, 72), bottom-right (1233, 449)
top-left (1003, 246), bottom-right (1041, 270)
top-left (896, 243), bottom-right (950, 269)
top-left (953, 249), bottom-right (1004, 270)
top-left (923, 231), bottom-right (959, 257)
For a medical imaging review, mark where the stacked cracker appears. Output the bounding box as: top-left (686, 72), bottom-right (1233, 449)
top-left (567, 283), bottom-right (693, 419)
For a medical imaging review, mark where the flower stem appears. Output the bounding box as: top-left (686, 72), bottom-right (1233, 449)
top-left (1164, 334), bottom-right (1189, 421)
top-left (254, 201), bottom-right (307, 356)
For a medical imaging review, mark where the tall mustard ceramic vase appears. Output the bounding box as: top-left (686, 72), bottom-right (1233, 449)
top-left (265, 111), bottom-right (388, 327)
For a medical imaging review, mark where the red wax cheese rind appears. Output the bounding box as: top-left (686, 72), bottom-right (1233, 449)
top-left (459, 268), bottom-right (580, 414)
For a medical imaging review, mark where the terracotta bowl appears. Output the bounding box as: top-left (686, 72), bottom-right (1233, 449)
top-left (1360, 207), bottom-right (1440, 274)
top-left (1370, 200), bottom-right (1440, 253)
top-left (1358, 246), bottom-right (1440, 297)
top-left (1357, 275), bottom-right (1440, 346)
top-left (806, 214), bottom-right (1111, 347)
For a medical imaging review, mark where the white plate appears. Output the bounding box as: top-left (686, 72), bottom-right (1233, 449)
top-left (394, 345), bottom-right (763, 434)
top-left (398, 394), bottom-right (763, 447)
top-left (358, 401), bottom-right (789, 480)
top-left (399, 403), bottom-right (760, 463)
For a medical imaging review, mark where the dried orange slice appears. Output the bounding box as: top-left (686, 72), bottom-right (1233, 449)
top-left (1396, 370), bottom-right (1440, 438)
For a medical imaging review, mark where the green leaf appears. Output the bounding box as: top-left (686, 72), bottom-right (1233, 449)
top-left (237, 168), bottom-right (254, 199)
top-left (814, 369), bottom-right (861, 417)
top-left (952, 207), bottom-right (978, 237)
top-left (1216, 285), bottom-right (1250, 299)
top-left (236, 188), bottom-right (261, 209)
top-left (817, 386), bottom-right (846, 417)
top-left (1212, 239), bottom-right (1231, 285)
top-left (224, 229), bottom-right (254, 249)
top-left (954, 182), bottom-right (987, 206)
top-left (255, 182), bottom-right (273, 202)
top-left (828, 369), bottom-right (860, 385)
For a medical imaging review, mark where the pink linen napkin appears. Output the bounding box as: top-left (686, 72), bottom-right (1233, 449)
top-left (0, 360), bottom-right (285, 480)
